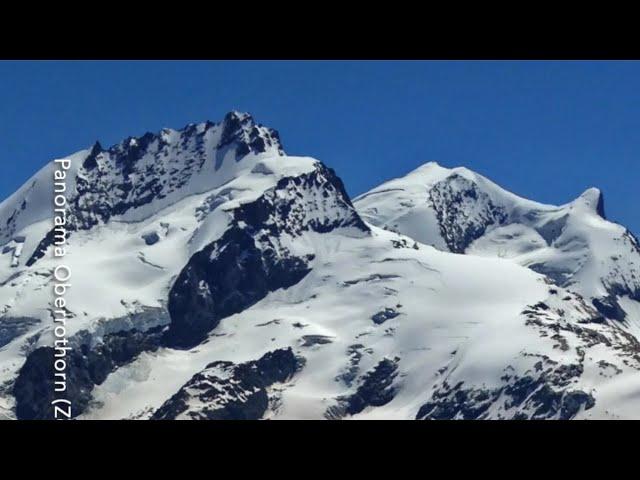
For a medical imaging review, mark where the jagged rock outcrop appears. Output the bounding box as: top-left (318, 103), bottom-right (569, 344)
top-left (152, 348), bottom-right (302, 420)
top-left (164, 164), bottom-right (369, 349)
top-left (14, 325), bottom-right (165, 420)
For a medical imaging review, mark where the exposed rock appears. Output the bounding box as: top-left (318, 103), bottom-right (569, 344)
top-left (152, 348), bottom-right (302, 420)
top-left (328, 357), bottom-right (400, 418)
top-left (82, 141), bottom-right (104, 170)
top-left (429, 174), bottom-right (508, 253)
top-left (164, 163), bottom-right (368, 349)
top-left (371, 307), bottom-right (400, 325)
top-left (592, 297), bottom-right (626, 322)
top-left (25, 112), bottom-right (285, 266)
top-left (13, 325), bottom-right (165, 420)
top-left (300, 335), bottom-right (334, 347)
top-left (416, 374), bottom-right (595, 420)
top-left (164, 225), bottom-right (313, 349)
top-left (0, 317), bottom-right (40, 349)
top-left (141, 232), bottom-right (160, 246)
top-left (335, 344), bottom-right (371, 387)
top-left (536, 215), bottom-right (569, 246)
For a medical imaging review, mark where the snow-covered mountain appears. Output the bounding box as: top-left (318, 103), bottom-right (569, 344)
top-left (355, 162), bottom-right (640, 327)
top-left (1, 113), bottom-right (639, 420)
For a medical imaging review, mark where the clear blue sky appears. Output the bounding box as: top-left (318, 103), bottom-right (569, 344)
top-left (0, 61), bottom-right (638, 234)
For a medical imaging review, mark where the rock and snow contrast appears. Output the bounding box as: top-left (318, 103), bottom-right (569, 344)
top-left (1, 112), bottom-right (639, 420)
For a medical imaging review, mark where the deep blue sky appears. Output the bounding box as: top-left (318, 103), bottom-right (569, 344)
top-left (0, 61), bottom-right (637, 233)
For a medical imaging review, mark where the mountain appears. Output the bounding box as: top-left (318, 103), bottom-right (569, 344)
top-left (355, 162), bottom-right (640, 327)
top-left (1, 113), bottom-right (640, 420)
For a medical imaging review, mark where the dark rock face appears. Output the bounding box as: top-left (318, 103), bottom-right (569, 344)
top-left (142, 232), bottom-right (160, 246)
top-left (416, 382), bottom-right (494, 420)
top-left (591, 277), bottom-right (640, 324)
top-left (1, 182), bottom-right (34, 246)
top-left (13, 345), bottom-right (101, 420)
top-left (152, 348), bottom-right (302, 420)
top-left (429, 174), bottom-right (507, 253)
top-left (13, 347), bottom-right (58, 420)
top-left (345, 358), bottom-right (399, 415)
top-left (164, 164), bottom-right (369, 349)
top-left (371, 308), bottom-right (400, 325)
top-left (595, 190), bottom-right (606, 219)
top-left (416, 372), bottom-right (595, 420)
top-left (528, 261), bottom-right (575, 287)
top-left (234, 163), bottom-right (369, 237)
top-left (82, 141), bottom-right (104, 170)
top-left (78, 327), bottom-right (165, 386)
top-left (215, 111), bottom-right (283, 169)
top-left (164, 226), bottom-right (313, 349)
top-left (335, 344), bottom-right (369, 387)
top-left (327, 357), bottom-right (400, 418)
top-left (13, 326), bottom-right (164, 420)
top-left (592, 297), bottom-right (627, 322)
top-left (562, 391), bottom-right (596, 418)
top-left (300, 335), bottom-right (334, 347)
top-left (0, 317), bottom-right (39, 348)
top-left (26, 227), bottom-right (68, 267)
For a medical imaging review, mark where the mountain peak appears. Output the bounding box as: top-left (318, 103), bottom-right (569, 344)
top-left (223, 110), bottom-right (253, 124)
top-left (78, 111), bottom-right (284, 177)
top-left (575, 187), bottom-right (606, 218)
top-left (218, 110), bottom-right (283, 159)
top-left (409, 161), bottom-right (446, 174)
top-left (82, 141), bottom-right (104, 170)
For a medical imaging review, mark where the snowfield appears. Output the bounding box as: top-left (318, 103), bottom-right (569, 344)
top-left (79, 227), bottom-right (549, 419)
top-left (1, 112), bottom-right (639, 420)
